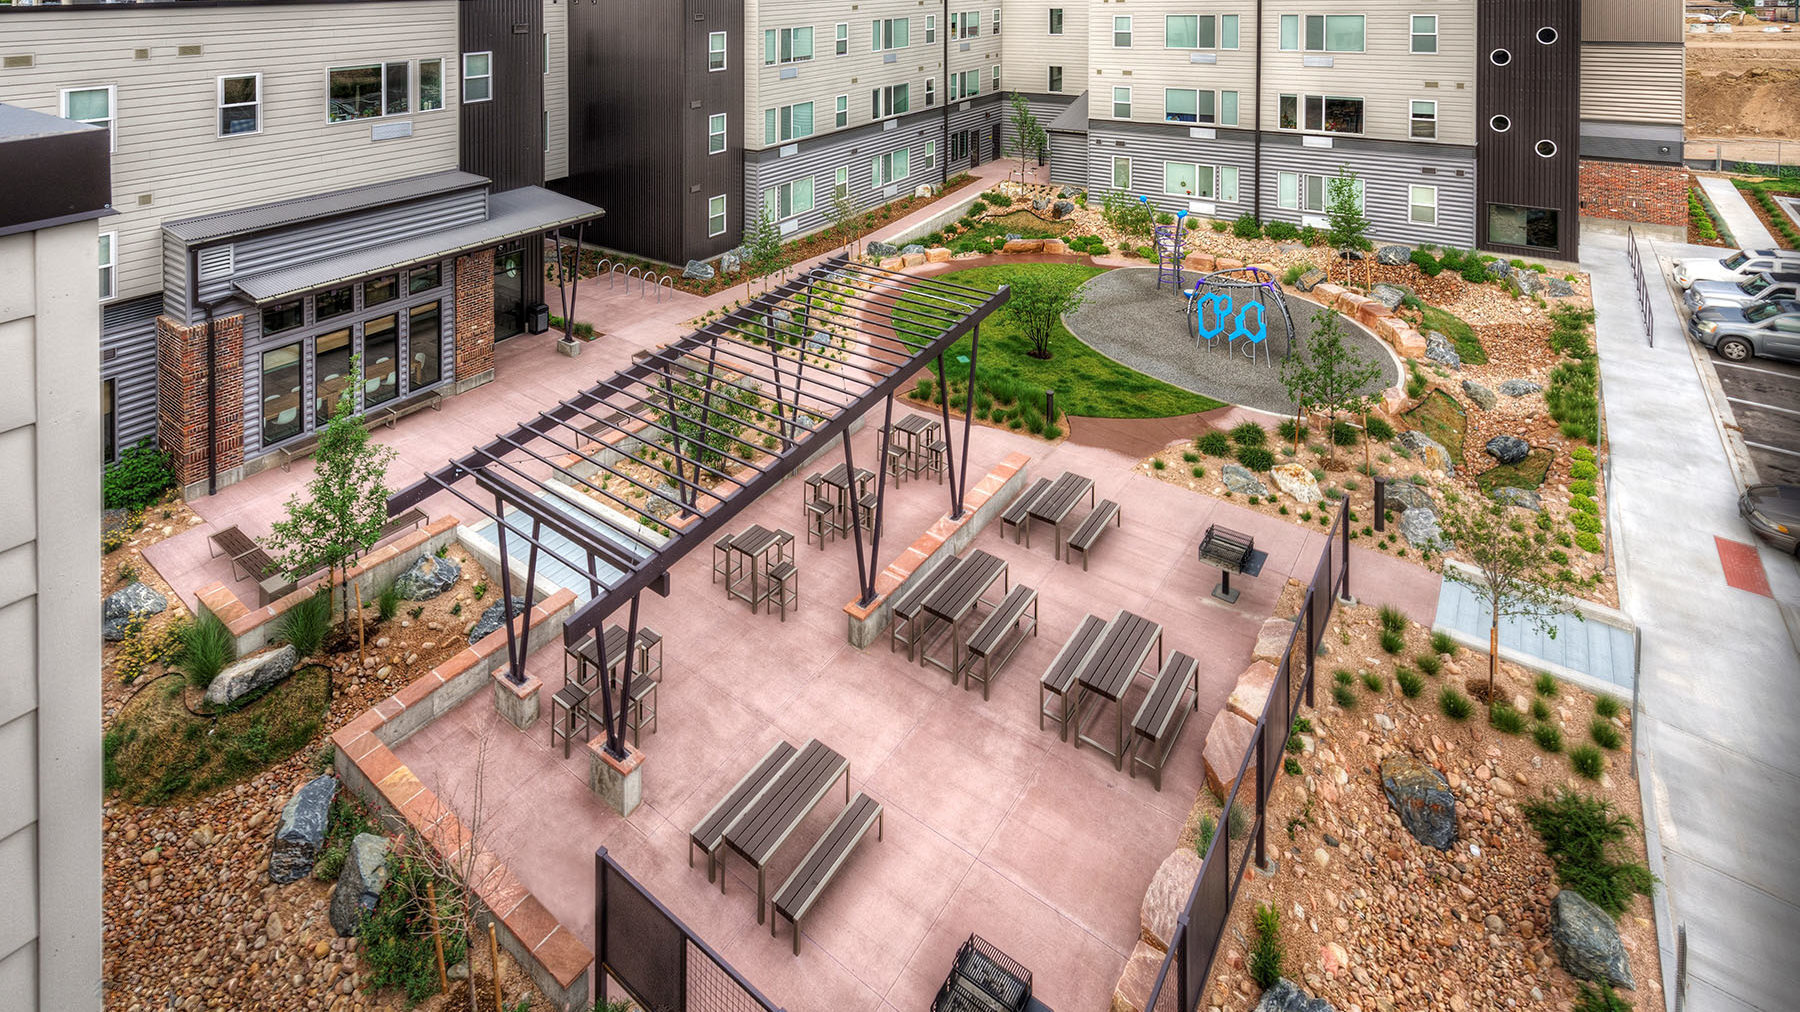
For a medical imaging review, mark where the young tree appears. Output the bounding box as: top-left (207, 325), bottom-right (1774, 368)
top-left (742, 211), bottom-right (787, 295)
top-left (825, 183), bottom-right (861, 255)
top-left (265, 357), bottom-right (398, 626)
top-left (1008, 93), bottom-right (1047, 185)
top-left (1278, 347), bottom-right (1319, 454)
top-left (1433, 484), bottom-right (1580, 699)
top-left (1287, 310), bottom-right (1382, 447)
top-left (1326, 165), bottom-right (1373, 286)
top-left (1002, 269), bottom-right (1087, 359)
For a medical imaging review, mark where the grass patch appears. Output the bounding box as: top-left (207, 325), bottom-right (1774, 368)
top-left (363, 851), bottom-right (469, 1003)
top-left (1361, 671), bottom-right (1384, 694)
top-left (104, 666), bottom-right (328, 805)
top-left (1477, 447), bottom-right (1554, 495)
top-left (1547, 359), bottom-right (1600, 444)
top-left (910, 265), bottom-right (1223, 419)
top-left (1595, 695), bottom-right (1621, 719)
top-left (1523, 788), bottom-right (1654, 917)
top-left (1571, 745), bottom-right (1605, 780)
top-left (1534, 722), bottom-right (1564, 752)
top-left (1378, 604), bottom-right (1407, 634)
top-left (1401, 388), bottom-right (1467, 460)
top-left (1418, 304), bottom-right (1487, 366)
top-left (1415, 653), bottom-right (1441, 677)
top-left (1535, 672), bottom-right (1559, 697)
top-left (1591, 720), bottom-right (1623, 750)
top-left (1431, 631), bottom-right (1457, 656)
top-left (1489, 703), bottom-right (1527, 735)
top-left (1395, 668), bottom-right (1423, 697)
top-left (1733, 178), bottom-right (1800, 250)
top-left (1575, 981), bottom-right (1634, 1012)
top-left (1440, 687), bottom-right (1473, 721)
top-left (1249, 903), bottom-right (1285, 988)
top-left (1379, 629), bottom-right (1404, 654)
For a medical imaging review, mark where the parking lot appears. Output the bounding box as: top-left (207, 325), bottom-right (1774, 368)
top-left (1708, 350), bottom-right (1800, 484)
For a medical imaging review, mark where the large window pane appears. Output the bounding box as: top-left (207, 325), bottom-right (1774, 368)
top-left (1112, 156), bottom-right (1131, 190)
top-left (316, 285), bottom-right (354, 320)
top-left (1324, 97), bottom-right (1363, 133)
top-left (1221, 90), bottom-right (1239, 126)
top-left (314, 329), bottom-right (354, 426)
top-left (1304, 15), bottom-right (1324, 51)
top-left (408, 263), bottom-right (441, 293)
top-left (1221, 14), bottom-right (1238, 49)
top-left (1196, 16), bottom-right (1215, 48)
top-left (364, 314), bottom-right (399, 407)
top-left (365, 275), bottom-right (398, 306)
top-left (263, 299), bottom-right (303, 335)
top-left (1165, 89), bottom-right (1197, 123)
top-left (384, 62), bottom-right (409, 115)
top-left (328, 66), bottom-right (383, 122)
top-left (1164, 161), bottom-right (1199, 195)
top-left (262, 344), bottom-right (303, 445)
top-left (1488, 204), bottom-right (1559, 251)
top-left (419, 59), bottom-right (444, 110)
top-left (1278, 172), bottom-right (1298, 210)
top-left (1197, 91), bottom-right (1216, 124)
top-left (409, 302), bottom-right (442, 390)
top-left (1165, 15), bottom-right (1197, 49)
top-left (1279, 14), bottom-right (1298, 51)
top-left (1324, 15), bottom-right (1364, 51)
top-left (1279, 94), bottom-right (1299, 129)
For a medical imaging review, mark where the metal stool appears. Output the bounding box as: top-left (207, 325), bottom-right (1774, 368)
top-left (885, 440), bottom-right (910, 485)
top-left (712, 532), bottom-right (738, 585)
top-left (802, 473), bottom-right (825, 511)
top-left (924, 440), bottom-right (948, 483)
top-left (855, 491), bottom-right (881, 534)
top-left (768, 560), bottom-right (799, 622)
top-left (550, 682), bottom-right (592, 759)
top-left (772, 529), bottom-right (794, 564)
top-left (805, 498), bottom-right (835, 548)
top-left (634, 627), bottom-right (663, 682)
top-left (610, 672), bottom-right (658, 746)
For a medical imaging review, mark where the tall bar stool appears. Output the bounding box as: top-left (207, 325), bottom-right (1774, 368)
top-left (805, 498), bottom-right (836, 548)
top-left (550, 681), bottom-right (592, 759)
top-left (885, 438), bottom-right (910, 485)
top-left (924, 439), bottom-right (948, 483)
top-left (772, 528), bottom-right (795, 564)
top-left (768, 559), bottom-right (800, 622)
top-left (801, 473), bottom-right (825, 510)
top-left (712, 532), bottom-right (738, 585)
top-left (855, 491), bottom-right (882, 535)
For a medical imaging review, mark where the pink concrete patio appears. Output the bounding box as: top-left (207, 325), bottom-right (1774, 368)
top-left (387, 415), bottom-right (1440, 1012)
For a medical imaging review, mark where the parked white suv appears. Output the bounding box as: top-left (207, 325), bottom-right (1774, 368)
top-left (1674, 249), bottom-right (1800, 289)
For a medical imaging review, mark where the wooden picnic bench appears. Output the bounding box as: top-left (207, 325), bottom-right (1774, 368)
top-left (369, 387), bottom-right (442, 429)
top-left (1197, 524), bottom-right (1257, 603)
top-left (721, 739), bottom-right (851, 922)
top-left (689, 740), bottom-right (797, 884)
top-left (961, 583), bottom-right (1039, 700)
top-left (1063, 499), bottom-right (1120, 571)
top-left (1072, 610), bottom-right (1165, 770)
top-left (1040, 615), bottom-right (1108, 741)
top-left (889, 553), bottom-right (964, 659)
top-left (1000, 477), bottom-right (1052, 543)
top-left (208, 524), bottom-right (298, 603)
top-left (208, 525), bottom-right (262, 580)
top-left (917, 550), bottom-right (1009, 678)
top-left (1129, 651), bottom-right (1199, 790)
top-left (771, 792), bottom-right (883, 955)
top-left (1025, 472), bottom-right (1096, 558)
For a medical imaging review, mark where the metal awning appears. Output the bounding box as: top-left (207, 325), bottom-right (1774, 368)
top-left (388, 253), bottom-right (1007, 756)
top-left (232, 187), bottom-right (605, 303)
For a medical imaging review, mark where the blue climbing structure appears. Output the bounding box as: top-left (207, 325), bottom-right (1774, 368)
top-left (1155, 207), bottom-right (1187, 290)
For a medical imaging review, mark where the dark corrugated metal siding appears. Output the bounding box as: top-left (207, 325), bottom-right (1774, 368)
top-left (679, 0), bottom-right (745, 260)
top-left (1476, 0), bottom-right (1580, 261)
top-left (461, 0), bottom-right (546, 192)
top-left (101, 294), bottom-right (163, 460)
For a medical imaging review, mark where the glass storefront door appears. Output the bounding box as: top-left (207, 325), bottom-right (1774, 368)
top-left (494, 242), bottom-right (526, 341)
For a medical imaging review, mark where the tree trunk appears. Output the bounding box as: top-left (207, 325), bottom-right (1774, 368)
top-left (1488, 608), bottom-right (1500, 701)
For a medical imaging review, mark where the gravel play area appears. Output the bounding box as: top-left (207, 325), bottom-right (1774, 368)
top-left (1063, 267), bottom-right (1401, 414)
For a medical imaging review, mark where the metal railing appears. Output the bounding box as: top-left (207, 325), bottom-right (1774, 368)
top-left (595, 848), bottom-right (785, 1012)
top-left (1142, 501), bottom-right (1351, 1011)
top-left (1627, 227), bottom-right (1656, 348)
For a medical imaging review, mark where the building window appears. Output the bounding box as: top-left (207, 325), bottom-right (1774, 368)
top-left (317, 285), bottom-right (354, 319)
top-left (1280, 14), bottom-right (1364, 52)
top-left (1112, 86), bottom-right (1131, 118)
top-left (1112, 156), bottom-right (1131, 191)
top-left (460, 53), bottom-right (491, 103)
top-left (1537, 26), bottom-right (1559, 45)
top-left (951, 69), bottom-right (981, 99)
top-left (871, 83), bottom-right (909, 119)
top-left (766, 27), bottom-right (815, 64)
top-left (926, 15), bottom-right (937, 42)
top-left (1220, 165), bottom-right (1239, 202)
top-left (925, 78), bottom-right (936, 106)
top-left (1281, 94), bottom-right (1363, 133)
top-left (1490, 114), bottom-right (1512, 133)
top-left (363, 314), bottom-right (400, 407)
top-left (1113, 16), bottom-right (1132, 47)
top-left (708, 194), bottom-right (727, 237)
top-left (217, 73), bottom-right (261, 136)
top-left (261, 344), bottom-right (303, 446)
top-left (1409, 185), bottom-right (1438, 225)
top-left (1048, 67), bottom-right (1064, 93)
top-left (993, 8), bottom-right (1001, 34)
top-left (871, 19), bottom-right (910, 51)
top-left (1488, 203), bottom-right (1559, 251)
top-left (407, 263), bottom-right (441, 293)
top-left (419, 59), bottom-right (444, 111)
top-left (1279, 171), bottom-right (1357, 213)
top-left (409, 301), bottom-right (441, 390)
top-left (314, 329), bottom-right (354, 425)
top-left (543, 34), bottom-right (550, 74)
top-left (836, 94), bottom-right (849, 127)
top-left (97, 231), bottom-right (116, 301)
top-left (872, 146), bottom-right (911, 186)
top-left (960, 11), bottom-right (979, 38)
top-left (1536, 139), bottom-right (1558, 158)
top-left (330, 64), bottom-right (398, 119)
top-left (263, 299), bottom-right (304, 335)
top-left (1490, 48), bottom-right (1512, 66)
top-left (993, 65), bottom-right (1000, 89)
top-left (1164, 88), bottom-right (1214, 124)
top-left (102, 379), bottom-right (116, 463)
top-left (1411, 14), bottom-right (1438, 54)
top-left (764, 178), bottom-right (816, 221)
top-left (835, 23), bottom-right (849, 55)
top-left (1220, 91), bottom-right (1239, 126)
top-left (925, 139), bottom-right (936, 169)
top-left (834, 165), bottom-right (849, 197)
top-left (364, 274), bottom-right (398, 306)
top-left (708, 113), bottom-right (727, 154)
top-left (1049, 8), bottom-right (1063, 34)
top-left (61, 85), bottom-right (115, 149)
top-left (709, 32), bottom-right (728, 71)
top-left (1164, 15), bottom-right (1207, 49)
top-left (1221, 14), bottom-right (1239, 49)
top-left (1164, 161), bottom-right (1209, 197)
top-left (1411, 100), bottom-right (1437, 139)
top-left (765, 101), bottom-right (815, 141)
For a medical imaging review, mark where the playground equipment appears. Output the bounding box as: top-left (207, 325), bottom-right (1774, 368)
top-left (1181, 266), bottom-right (1297, 367)
top-left (1154, 205), bottom-right (1189, 290)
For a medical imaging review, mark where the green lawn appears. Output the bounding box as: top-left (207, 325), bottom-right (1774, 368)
top-left (1418, 304), bottom-right (1487, 366)
top-left (907, 264), bottom-right (1224, 422)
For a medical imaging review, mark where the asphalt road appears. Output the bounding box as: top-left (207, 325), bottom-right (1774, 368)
top-left (1705, 348), bottom-right (1800, 485)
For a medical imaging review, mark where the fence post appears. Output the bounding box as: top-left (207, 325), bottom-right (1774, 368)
top-left (1304, 598), bottom-right (1315, 708)
top-left (1340, 501), bottom-right (1351, 599)
top-left (1254, 726), bottom-right (1268, 870)
top-left (595, 848), bottom-right (608, 1004)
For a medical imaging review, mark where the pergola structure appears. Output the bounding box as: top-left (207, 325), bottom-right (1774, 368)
top-left (388, 254), bottom-right (1009, 756)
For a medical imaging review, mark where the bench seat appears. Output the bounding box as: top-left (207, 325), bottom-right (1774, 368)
top-left (771, 792), bottom-right (884, 956)
top-left (689, 740), bottom-right (797, 883)
top-left (888, 554), bottom-right (959, 659)
top-left (961, 584), bottom-right (1038, 700)
top-left (1000, 477), bottom-right (1052, 544)
top-left (1129, 651), bottom-right (1200, 791)
top-left (1040, 615), bottom-right (1108, 741)
top-left (1064, 499), bottom-right (1121, 571)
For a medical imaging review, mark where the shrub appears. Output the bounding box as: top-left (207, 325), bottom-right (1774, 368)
top-left (1576, 532), bottom-right (1602, 554)
top-left (376, 583), bottom-right (401, 623)
top-left (1574, 982), bottom-right (1633, 1012)
top-left (1569, 479), bottom-right (1596, 497)
top-left (1362, 670), bottom-right (1384, 693)
top-left (278, 589), bottom-right (334, 659)
top-left (1191, 466), bottom-right (1204, 479)
top-left (1284, 756), bottom-right (1303, 777)
top-left (1196, 430), bottom-right (1231, 456)
top-left (1524, 788), bottom-right (1654, 916)
top-left (1233, 214), bottom-right (1263, 239)
top-left (1533, 673), bottom-right (1558, 697)
top-left (1591, 719), bottom-right (1623, 750)
top-left (362, 853), bottom-right (468, 1002)
top-left (1489, 703), bottom-right (1527, 735)
top-left (179, 612), bottom-right (238, 689)
top-left (104, 439), bottom-right (177, 511)
top-left (1570, 493), bottom-right (1599, 515)
top-left (1300, 225), bottom-right (1322, 246)
top-left (1534, 723), bottom-right (1563, 752)
top-left (1570, 745), bottom-right (1605, 779)
top-left (1331, 420), bottom-right (1359, 446)
top-left (1196, 814), bottom-right (1218, 855)
top-left (1571, 511), bottom-right (1602, 534)
top-left (1235, 446), bottom-right (1275, 472)
top-left (1430, 631), bottom-right (1456, 655)
top-left (1211, 220), bottom-right (1230, 233)
top-left (968, 199), bottom-right (989, 216)
top-left (1595, 695), bottom-right (1621, 719)
top-left (1248, 904), bottom-right (1285, 988)
top-left (1396, 668), bottom-right (1424, 697)
top-left (1230, 421), bottom-right (1267, 447)
top-left (1378, 604), bottom-right (1407, 634)
top-left (1278, 419), bottom-right (1309, 443)
top-left (1415, 653), bottom-right (1441, 677)
top-left (1364, 416), bottom-right (1395, 442)
top-left (1571, 460), bottom-right (1599, 481)
top-left (1410, 248), bottom-right (1443, 276)
top-left (1379, 629), bottom-right (1404, 654)
top-left (1151, 458), bottom-right (1166, 471)
top-left (1264, 220), bottom-right (1301, 241)
top-left (1332, 683), bottom-right (1356, 708)
top-left (1155, 211), bottom-right (1176, 226)
top-left (1571, 445), bottom-right (1596, 462)
top-left (1334, 668), bottom-right (1355, 686)
top-left (1440, 687), bottom-right (1473, 721)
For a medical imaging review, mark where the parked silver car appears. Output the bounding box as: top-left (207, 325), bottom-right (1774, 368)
top-left (1685, 272), bottom-right (1800, 313)
top-left (1674, 248), bottom-right (1800, 289)
top-left (1690, 298), bottom-right (1800, 363)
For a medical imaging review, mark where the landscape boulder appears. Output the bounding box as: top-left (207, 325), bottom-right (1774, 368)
top-left (1295, 269), bottom-right (1328, 292)
top-left (1491, 486), bottom-right (1542, 511)
top-left (270, 774), bottom-right (337, 884)
top-left (206, 644), bottom-right (299, 707)
top-left (681, 259), bottom-right (715, 281)
top-left (329, 833), bottom-right (393, 936)
top-left (1140, 848), bottom-right (1203, 950)
top-left (1270, 462), bottom-right (1322, 504)
top-left (1488, 259), bottom-right (1513, 280)
top-left (1399, 430), bottom-right (1456, 475)
top-left (900, 243), bottom-right (926, 256)
top-left (865, 240), bottom-right (899, 258)
top-left (1221, 464), bottom-right (1268, 497)
top-left (1382, 479), bottom-right (1434, 513)
top-left (1512, 269), bottom-right (1543, 296)
top-left (1423, 331), bottom-right (1462, 371)
top-left (1461, 379), bottom-right (1497, 411)
top-left (1032, 197), bottom-right (1049, 211)
top-left (1399, 507), bottom-right (1446, 551)
top-left (1550, 889), bottom-right (1634, 989)
top-left (1252, 617), bottom-right (1296, 665)
top-left (1376, 244), bottom-right (1412, 267)
top-left (1052, 199), bottom-right (1075, 218)
top-left (1227, 659), bottom-right (1278, 722)
top-left (1485, 435), bottom-right (1531, 465)
top-left (1546, 277), bottom-right (1576, 298)
top-left (1202, 709), bottom-right (1258, 798)
top-left (102, 581), bottom-right (167, 641)
top-left (394, 554), bottom-right (461, 601)
top-left (469, 597), bottom-right (529, 645)
top-left (1255, 978), bottom-right (1340, 1012)
top-left (720, 247), bottom-right (743, 274)
top-left (1113, 939), bottom-right (1168, 1012)
top-left (1498, 378), bottom-right (1542, 397)
top-left (1369, 283), bottom-right (1408, 309)
top-left (1379, 753), bottom-right (1458, 850)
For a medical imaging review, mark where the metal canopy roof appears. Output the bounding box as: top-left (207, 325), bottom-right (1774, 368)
top-left (389, 253), bottom-right (1007, 749)
top-left (164, 169), bottom-right (487, 244)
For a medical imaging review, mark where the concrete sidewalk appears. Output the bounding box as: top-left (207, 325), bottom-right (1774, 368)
top-left (1585, 229), bottom-right (1800, 1012)
top-left (1695, 176), bottom-right (1777, 250)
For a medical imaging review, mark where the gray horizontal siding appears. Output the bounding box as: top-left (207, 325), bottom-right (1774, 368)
top-left (1256, 135), bottom-right (1476, 248)
top-left (1048, 128), bottom-right (1088, 189)
top-left (162, 232), bottom-right (190, 322)
top-left (1085, 122), bottom-right (1258, 219)
top-left (947, 93), bottom-right (1006, 142)
top-left (744, 109), bottom-right (946, 239)
top-left (101, 294), bottom-right (163, 461)
top-left (1000, 92), bottom-right (1076, 160)
top-left (1581, 43), bottom-right (1683, 126)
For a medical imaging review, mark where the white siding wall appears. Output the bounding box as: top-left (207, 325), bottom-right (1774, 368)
top-left (0, 2), bottom-right (462, 303)
top-left (1001, 0), bottom-right (1089, 99)
top-left (544, 0), bottom-right (569, 180)
top-left (1087, 0), bottom-right (1257, 128)
top-left (1580, 43), bottom-right (1682, 125)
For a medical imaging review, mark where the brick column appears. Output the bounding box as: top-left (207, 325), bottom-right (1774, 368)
top-left (156, 313), bottom-right (245, 494)
top-left (454, 248), bottom-right (496, 387)
top-left (1578, 160), bottom-right (1688, 228)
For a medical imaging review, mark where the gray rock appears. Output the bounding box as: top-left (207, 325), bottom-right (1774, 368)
top-left (1546, 277), bottom-right (1576, 298)
top-left (1424, 330), bottom-right (1462, 370)
top-left (1058, 186), bottom-right (1076, 199)
top-left (1369, 283), bottom-right (1407, 309)
top-left (468, 597), bottom-right (529, 645)
top-left (206, 645), bottom-right (299, 707)
top-left (1551, 890), bottom-right (1634, 990)
top-left (394, 554), bottom-right (461, 601)
top-left (1254, 977), bottom-right (1339, 1012)
top-left (1485, 435), bottom-right (1531, 465)
top-left (102, 581), bottom-right (167, 641)
top-left (1399, 506), bottom-right (1447, 552)
top-left (270, 774), bottom-right (336, 884)
top-left (720, 247), bottom-right (743, 274)
top-left (1491, 486), bottom-right (1542, 511)
top-left (1221, 464), bottom-right (1269, 497)
top-left (1498, 379), bottom-right (1542, 397)
top-left (329, 833), bottom-right (392, 935)
top-left (680, 259), bottom-right (715, 281)
top-left (1338, 247), bottom-right (1365, 261)
top-left (1379, 753), bottom-right (1458, 850)
top-left (1488, 259), bottom-right (1513, 280)
top-left (865, 241), bottom-right (899, 258)
top-left (1381, 479), bottom-right (1434, 513)
top-left (900, 243), bottom-right (926, 256)
top-left (1296, 269), bottom-right (1328, 293)
top-left (1461, 379), bottom-right (1497, 411)
top-left (1004, 232), bottom-right (1022, 242)
top-left (1031, 197), bottom-right (1049, 211)
top-left (1399, 430), bottom-right (1456, 476)
top-left (1376, 244), bottom-right (1412, 267)
top-left (1513, 269), bottom-right (1542, 295)
top-left (1270, 462), bottom-right (1322, 504)
top-left (1052, 199), bottom-right (1075, 218)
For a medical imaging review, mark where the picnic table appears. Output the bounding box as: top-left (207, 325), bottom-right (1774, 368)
top-left (720, 739), bottom-right (851, 923)
top-left (726, 524), bottom-right (787, 612)
top-left (1025, 472), bottom-right (1096, 559)
top-left (916, 550), bottom-right (1009, 679)
top-left (1072, 610), bottom-right (1165, 770)
top-left (819, 462), bottom-right (875, 533)
top-left (893, 414), bottom-right (941, 476)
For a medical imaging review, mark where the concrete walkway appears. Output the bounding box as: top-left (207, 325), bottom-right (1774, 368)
top-left (1585, 229), bottom-right (1800, 1012)
top-left (1430, 577), bottom-right (1637, 695)
top-left (1695, 176), bottom-right (1777, 250)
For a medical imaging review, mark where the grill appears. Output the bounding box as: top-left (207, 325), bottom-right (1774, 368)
top-left (931, 934), bottom-right (1032, 1012)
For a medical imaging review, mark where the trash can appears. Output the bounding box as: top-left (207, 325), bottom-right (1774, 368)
top-left (528, 303), bottom-right (550, 334)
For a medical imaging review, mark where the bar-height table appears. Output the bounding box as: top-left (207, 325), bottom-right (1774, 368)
top-left (916, 550), bottom-right (1009, 680)
top-left (726, 524), bottom-right (786, 612)
top-left (720, 739), bottom-right (851, 923)
top-left (1072, 609), bottom-right (1165, 770)
top-left (892, 414), bottom-right (941, 476)
top-left (819, 462), bottom-right (875, 534)
top-left (1025, 472), bottom-right (1096, 559)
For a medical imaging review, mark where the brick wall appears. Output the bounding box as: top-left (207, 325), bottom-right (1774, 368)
top-left (1579, 160), bottom-right (1687, 227)
top-left (454, 248), bottom-right (496, 382)
top-left (155, 313), bottom-right (245, 490)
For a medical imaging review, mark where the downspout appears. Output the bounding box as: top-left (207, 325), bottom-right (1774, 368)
top-left (1253, 0), bottom-right (1264, 223)
top-left (189, 247), bottom-right (222, 496)
top-left (941, 0), bottom-right (950, 186)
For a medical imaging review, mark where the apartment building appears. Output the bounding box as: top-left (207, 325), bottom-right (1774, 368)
top-left (0, 0), bottom-right (598, 496)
